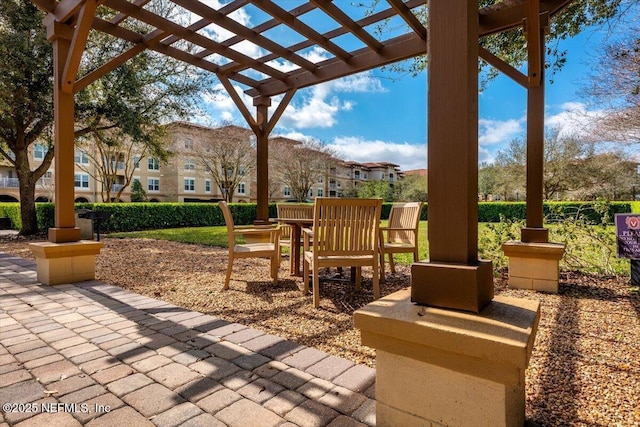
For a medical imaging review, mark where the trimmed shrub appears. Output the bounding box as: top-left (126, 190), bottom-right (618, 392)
top-left (0, 200), bottom-right (634, 234)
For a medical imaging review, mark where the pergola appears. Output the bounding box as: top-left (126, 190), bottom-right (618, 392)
top-left (31, 0), bottom-right (571, 310)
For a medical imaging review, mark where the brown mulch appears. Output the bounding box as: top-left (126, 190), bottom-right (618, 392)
top-left (0, 236), bottom-right (638, 427)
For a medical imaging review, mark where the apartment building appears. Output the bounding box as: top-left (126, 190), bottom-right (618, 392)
top-left (0, 122), bottom-right (403, 203)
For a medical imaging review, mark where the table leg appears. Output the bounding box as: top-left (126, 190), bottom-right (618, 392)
top-left (292, 224), bottom-right (302, 276)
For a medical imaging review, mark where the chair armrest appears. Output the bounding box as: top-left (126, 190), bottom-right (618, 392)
top-left (302, 228), bottom-right (313, 251)
top-left (380, 227), bottom-right (416, 232)
top-left (234, 227), bottom-right (280, 236)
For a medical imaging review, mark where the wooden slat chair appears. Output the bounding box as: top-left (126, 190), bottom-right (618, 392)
top-left (219, 201), bottom-right (281, 290)
top-left (379, 202), bottom-right (423, 283)
top-left (303, 198), bottom-right (382, 308)
top-left (276, 203), bottom-right (314, 271)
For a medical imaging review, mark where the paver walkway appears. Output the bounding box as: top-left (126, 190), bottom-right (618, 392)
top-left (0, 253), bottom-right (376, 426)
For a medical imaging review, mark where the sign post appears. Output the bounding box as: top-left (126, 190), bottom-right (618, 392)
top-left (615, 213), bottom-right (640, 286)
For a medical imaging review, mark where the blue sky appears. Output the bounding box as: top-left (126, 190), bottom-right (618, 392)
top-left (194, 2), bottom-right (629, 171)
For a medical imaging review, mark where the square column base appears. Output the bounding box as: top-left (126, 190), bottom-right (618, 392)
top-left (354, 290), bottom-right (540, 427)
top-left (411, 260), bottom-right (494, 313)
top-left (502, 241), bottom-right (566, 293)
top-left (29, 241), bottom-right (103, 285)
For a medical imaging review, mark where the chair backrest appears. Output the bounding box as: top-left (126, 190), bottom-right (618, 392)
top-left (386, 202), bottom-right (423, 245)
top-left (277, 203), bottom-right (314, 240)
top-left (312, 198), bottom-right (382, 256)
top-left (218, 201), bottom-right (236, 248)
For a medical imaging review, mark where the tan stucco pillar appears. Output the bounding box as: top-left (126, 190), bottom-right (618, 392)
top-left (355, 290), bottom-right (540, 427)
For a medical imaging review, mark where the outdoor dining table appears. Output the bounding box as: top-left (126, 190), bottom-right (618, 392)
top-left (273, 217), bottom-right (313, 276)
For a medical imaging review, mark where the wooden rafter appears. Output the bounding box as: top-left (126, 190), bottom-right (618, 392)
top-left (62, 0), bottom-right (96, 92)
top-left (386, 0), bottom-right (427, 41)
top-left (171, 0), bottom-right (318, 73)
top-left (248, 0), bottom-right (352, 62)
top-left (102, 0), bottom-right (291, 83)
top-left (310, 0), bottom-right (384, 52)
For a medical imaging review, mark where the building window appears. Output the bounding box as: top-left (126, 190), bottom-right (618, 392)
top-left (185, 138), bottom-right (193, 150)
top-left (317, 176), bottom-right (323, 183)
top-left (284, 187), bottom-right (291, 196)
top-left (184, 158), bottom-right (195, 171)
top-left (205, 179), bottom-right (211, 193)
top-left (74, 173), bottom-right (89, 189)
top-left (238, 183), bottom-right (246, 194)
top-left (33, 144), bottom-right (46, 160)
top-left (133, 156), bottom-right (140, 170)
top-left (317, 189), bottom-right (323, 197)
top-left (148, 178), bottom-right (160, 192)
top-left (74, 149), bottom-right (89, 165)
top-left (354, 171), bottom-right (360, 179)
top-left (308, 189), bottom-right (313, 197)
top-left (148, 158), bottom-right (160, 171)
top-left (184, 178), bottom-right (195, 192)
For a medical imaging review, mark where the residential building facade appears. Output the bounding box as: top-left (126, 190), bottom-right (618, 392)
top-left (0, 121), bottom-right (404, 203)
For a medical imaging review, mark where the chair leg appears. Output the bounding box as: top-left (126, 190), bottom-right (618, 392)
top-left (373, 261), bottom-right (380, 300)
top-left (224, 256), bottom-right (233, 290)
top-left (379, 250), bottom-right (386, 284)
top-left (413, 249), bottom-right (419, 262)
top-left (271, 255), bottom-right (278, 285)
top-left (389, 254), bottom-right (396, 274)
top-left (355, 267), bottom-right (362, 291)
top-left (303, 257), bottom-right (310, 294)
top-left (312, 265), bottom-right (320, 308)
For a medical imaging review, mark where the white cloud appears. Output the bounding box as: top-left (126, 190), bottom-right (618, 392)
top-left (278, 71), bottom-right (386, 129)
top-left (479, 118), bottom-right (524, 146)
top-left (328, 136), bottom-right (426, 171)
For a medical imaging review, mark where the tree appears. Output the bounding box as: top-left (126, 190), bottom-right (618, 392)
top-left (492, 129), bottom-right (590, 200)
top-left (357, 180), bottom-right (395, 201)
top-left (478, 162), bottom-right (499, 201)
top-left (130, 180), bottom-right (148, 202)
top-left (0, 1), bottom-right (54, 234)
top-left (0, 0), bottom-right (212, 232)
top-left (565, 152), bottom-right (638, 200)
top-left (583, 22), bottom-right (640, 142)
top-left (194, 125), bottom-right (255, 203)
top-left (271, 139), bottom-right (334, 202)
top-left (373, 1), bottom-right (628, 84)
top-left (394, 174), bottom-right (427, 202)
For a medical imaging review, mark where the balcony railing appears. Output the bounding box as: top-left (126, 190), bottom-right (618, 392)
top-left (0, 177), bottom-right (19, 188)
top-left (111, 184), bottom-right (125, 192)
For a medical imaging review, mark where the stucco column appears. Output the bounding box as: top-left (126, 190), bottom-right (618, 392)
top-left (411, 0), bottom-right (493, 313)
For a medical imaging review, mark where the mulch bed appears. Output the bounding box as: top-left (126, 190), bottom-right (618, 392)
top-left (0, 235), bottom-right (638, 426)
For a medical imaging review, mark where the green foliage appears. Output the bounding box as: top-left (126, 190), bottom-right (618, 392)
top-left (130, 180), bottom-right (148, 202)
top-left (357, 180), bottom-right (394, 201)
top-left (478, 202), bottom-right (526, 222)
top-left (547, 201), bottom-right (624, 274)
top-left (479, 215), bottom-right (525, 269)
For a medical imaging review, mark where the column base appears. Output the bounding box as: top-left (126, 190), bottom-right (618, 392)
top-left (29, 241), bottom-right (103, 285)
top-left (411, 260), bottom-right (494, 313)
top-left (354, 289), bottom-right (540, 427)
top-left (502, 241), bottom-right (565, 293)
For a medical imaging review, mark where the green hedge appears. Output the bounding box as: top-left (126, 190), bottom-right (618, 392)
top-left (0, 200), bottom-right (635, 233)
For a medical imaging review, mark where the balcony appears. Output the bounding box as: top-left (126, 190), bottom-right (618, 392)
top-left (0, 178), bottom-right (19, 188)
top-left (111, 184), bottom-right (126, 192)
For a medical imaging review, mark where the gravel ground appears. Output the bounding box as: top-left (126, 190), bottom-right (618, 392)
top-left (0, 236), bottom-right (638, 426)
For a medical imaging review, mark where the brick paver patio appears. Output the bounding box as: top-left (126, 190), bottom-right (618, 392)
top-left (0, 253), bottom-right (376, 426)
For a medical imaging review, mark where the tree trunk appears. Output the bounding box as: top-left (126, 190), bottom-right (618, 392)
top-left (15, 152), bottom-right (39, 235)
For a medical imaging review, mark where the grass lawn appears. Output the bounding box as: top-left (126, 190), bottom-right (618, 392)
top-left (108, 220), bottom-right (629, 275)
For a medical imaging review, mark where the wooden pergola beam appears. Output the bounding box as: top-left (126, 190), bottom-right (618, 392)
top-left (248, 0), bottom-right (353, 62)
top-left (310, 0), bottom-right (384, 52)
top-left (246, 32), bottom-right (426, 98)
top-left (102, 0), bottom-right (291, 83)
top-left (386, 0), bottom-right (428, 41)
